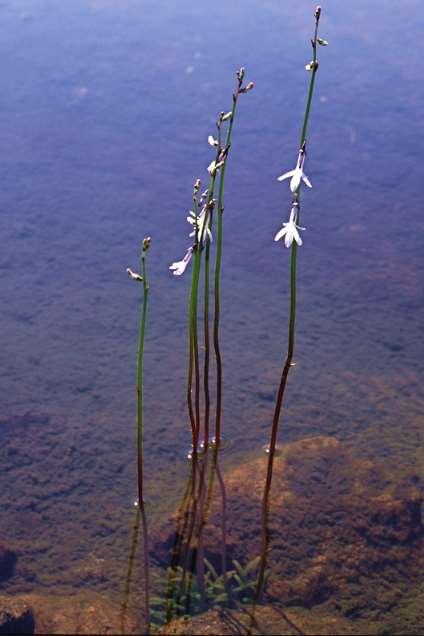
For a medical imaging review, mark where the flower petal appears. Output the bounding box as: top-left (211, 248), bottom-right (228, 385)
top-left (284, 230), bottom-right (294, 248)
top-left (169, 247), bottom-right (194, 276)
top-left (274, 226), bottom-right (288, 242)
top-left (277, 169), bottom-right (295, 182)
top-left (289, 170), bottom-right (302, 193)
top-left (301, 173), bottom-right (312, 188)
top-left (293, 227), bottom-right (303, 246)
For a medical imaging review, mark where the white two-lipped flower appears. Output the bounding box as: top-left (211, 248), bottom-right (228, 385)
top-left (277, 147), bottom-right (312, 193)
top-left (274, 206), bottom-right (305, 248)
top-left (187, 207), bottom-right (212, 243)
top-left (169, 246), bottom-right (194, 276)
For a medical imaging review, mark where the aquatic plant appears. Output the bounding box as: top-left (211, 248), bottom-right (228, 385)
top-left (127, 236), bottom-right (151, 507)
top-left (125, 238), bottom-right (152, 634)
top-left (150, 556), bottom-right (268, 628)
top-left (169, 69), bottom-right (253, 452)
top-left (256, 5), bottom-right (328, 601)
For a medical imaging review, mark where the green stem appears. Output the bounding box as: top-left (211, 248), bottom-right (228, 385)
top-left (187, 257), bottom-right (197, 447)
top-left (136, 241), bottom-right (150, 507)
top-left (191, 247), bottom-right (202, 449)
top-left (213, 84), bottom-right (241, 444)
top-left (255, 8), bottom-right (322, 604)
top-left (203, 239), bottom-right (211, 448)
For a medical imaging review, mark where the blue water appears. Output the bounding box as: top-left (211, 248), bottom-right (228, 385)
top-left (1, 0), bottom-right (423, 626)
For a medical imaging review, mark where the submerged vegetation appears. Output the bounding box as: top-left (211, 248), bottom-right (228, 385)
top-left (124, 6), bottom-right (332, 635)
top-left (1, 3), bottom-right (423, 636)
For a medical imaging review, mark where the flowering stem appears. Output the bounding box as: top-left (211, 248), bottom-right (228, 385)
top-left (256, 7), bottom-right (323, 603)
top-left (213, 72), bottom-right (243, 444)
top-left (203, 238), bottom-right (211, 448)
top-left (188, 245), bottom-right (202, 451)
top-left (136, 238), bottom-right (150, 507)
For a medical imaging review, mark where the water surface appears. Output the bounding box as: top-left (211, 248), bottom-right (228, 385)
top-left (0, 0), bottom-right (423, 631)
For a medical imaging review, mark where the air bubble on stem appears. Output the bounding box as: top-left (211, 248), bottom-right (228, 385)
top-left (262, 443), bottom-right (283, 457)
top-left (210, 436), bottom-right (232, 452)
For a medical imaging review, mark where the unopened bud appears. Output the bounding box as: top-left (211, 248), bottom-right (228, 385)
top-left (193, 178), bottom-right (201, 192)
top-left (237, 67), bottom-right (245, 82)
top-left (305, 60), bottom-right (318, 72)
top-left (142, 236), bottom-right (151, 251)
top-left (207, 135), bottom-right (218, 147)
top-left (317, 37), bottom-right (328, 46)
top-left (221, 111), bottom-right (232, 121)
top-left (315, 6), bottom-right (321, 20)
top-left (239, 81), bottom-right (255, 94)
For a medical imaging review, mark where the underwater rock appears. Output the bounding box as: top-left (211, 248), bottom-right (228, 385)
top-left (0, 542), bottom-right (17, 582)
top-left (10, 591), bottom-right (143, 635)
top-left (153, 436), bottom-right (424, 616)
top-left (158, 604), bottom-right (358, 635)
top-left (0, 596), bottom-right (35, 635)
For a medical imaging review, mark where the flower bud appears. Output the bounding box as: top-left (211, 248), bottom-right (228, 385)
top-left (305, 60), bottom-right (318, 71)
top-left (237, 67), bottom-right (245, 82)
top-left (142, 236), bottom-right (151, 251)
top-left (221, 111), bottom-right (232, 121)
top-left (315, 6), bottom-right (321, 20)
top-left (317, 37), bottom-right (328, 46)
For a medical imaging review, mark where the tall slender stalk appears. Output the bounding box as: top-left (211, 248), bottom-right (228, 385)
top-left (127, 236), bottom-right (151, 507)
top-left (213, 68), bottom-right (253, 444)
top-left (187, 183), bottom-right (203, 451)
top-left (172, 70), bottom-right (253, 453)
top-left (256, 6), bottom-right (325, 602)
top-left (125, 235), bottom-right (152, 634)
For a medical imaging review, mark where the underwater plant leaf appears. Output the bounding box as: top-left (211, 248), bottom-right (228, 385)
top-left (232, 559), bottom-right (247, 581)
top-left (244, 555), bottom-right (261, 574)
top-left (150, 596), bottom-right (167, 606)
top-left (204, 558), bottom-right (219, 580)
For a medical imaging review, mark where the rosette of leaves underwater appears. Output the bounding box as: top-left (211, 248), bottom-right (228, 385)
top-left (169, 68), bottom-right (254, 453)
top-left (255, 6), bottom-right (328, 602)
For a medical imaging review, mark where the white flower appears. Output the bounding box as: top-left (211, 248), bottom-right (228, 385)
top-left (207, 159), bottom-right (224, 176)
top-left (277, 147), bottom-right (312, 193)
top-left (274, 206), bottom-right (305, 248)
top-left (169, 246), bottom-right (194, 276)
top-left (126, 268), bottom-right (143, 281)
top-left (208, 135), bottom-right (218, 147)
top-left (187, 207), bottom-right (212, 243)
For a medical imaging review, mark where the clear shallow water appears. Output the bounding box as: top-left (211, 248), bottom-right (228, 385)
top-left (0, 0), bottom-right (423, 631)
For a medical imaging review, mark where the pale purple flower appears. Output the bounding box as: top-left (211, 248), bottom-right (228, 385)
top-left (274, 206), bottom-right (305, 248)
top-left (169, 246), bottom-right (194, 276)
top-left (277, 147), bottom-right (312, 193)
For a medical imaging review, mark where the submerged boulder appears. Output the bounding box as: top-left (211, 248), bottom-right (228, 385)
top-left (0, 596), bottom-right (35, 635)
top-left (159, 604), bottom-right (358, 635)
top-left (5, 591), bottom-right (143, 635)
top-left (153, 436), bottom-right (424, 616)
